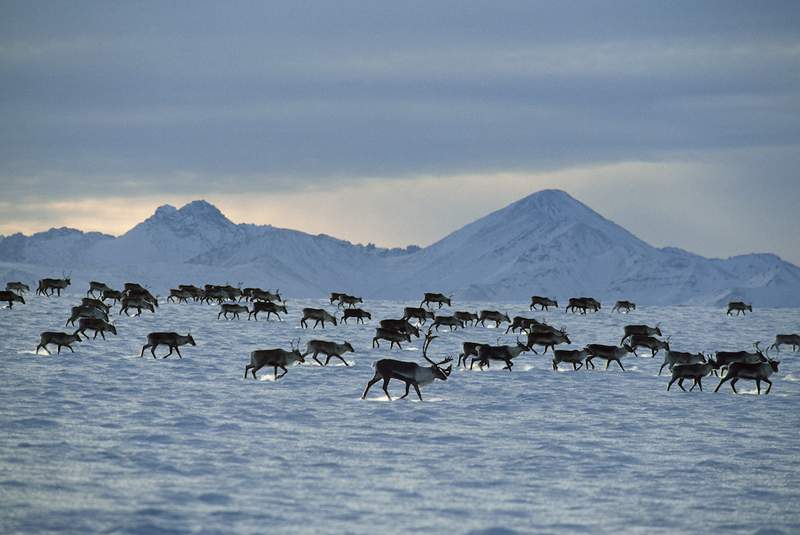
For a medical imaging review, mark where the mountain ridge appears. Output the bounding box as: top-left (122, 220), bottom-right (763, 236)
top-left (1, 190), bottom-right (798, 306)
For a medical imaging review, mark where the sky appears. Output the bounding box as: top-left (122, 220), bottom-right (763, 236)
top-left (1, 1), bottom-right (799, 263)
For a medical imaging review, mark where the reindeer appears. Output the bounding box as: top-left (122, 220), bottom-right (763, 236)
top-left (454, 311), bottom-right (479, 327)
top-left (768, 334), bottom-right (800, 353)
top-left (566, 297), bottom-right (600, 314)
top-left (530, 296), bottom-right (558, 311)
top-left (37, 275), bottom-right (71, 296)
top-left (667, 359), bottom-right (718, 392)
top-left (659, 351), bottom-right (708, 376)
top-left (627, 334), bottom-right (671, 357)
top-left (727, 301), bottom-right (752, 316)
top-left (378, 319), bottom-right (419, 337)
top-left (526, 329), bottom-right (571, 354)
top-left (330, 292), bottom-right (346, 305)
top-left (342, 308), bottom-right (372, 324)
top-left (506, 316), bottom-right (540, 334)
top-left (403, 307), bottom-right (435, 325)
top-left (120, 297), bottom-right (156, 317)
top-left (102, 289), bottom-right (123, 304)
top-left (372, 327), bottom-right (412, 349)
top-left (203, 287), bottom-right (229, 304)
top-left (218, 303), bottom-right (248, 320)
top-left (362, 328), bottom-right (452, 401)
top-left (620, 324), bottom-right (662, 344)
top-left (167, 288), bottom-right (193, 303)
top-left (715, 359), bottom-right (780, 395)
top-left (178, 285), bottom-right (204, 301)
top-left (585, 344), bottom-right (634, 371)
top-left (471, 338), bottom-right (531, 371)
top-left (5, 282), bottom-right (30, 294)
top-left (432, 315), bottom-right (465, 331)
top-left (303, 340), bottom-right (355, 366)
top-left (457, 342), bottom-right (489, 368)
top-left (36, 332), bottom-right (82, 354)
top-left (338, 294), bottom-right (363, 309)
top-left (301, 308), bottom-right (337, 328)
top-left (140, 332), bottom-right (196, 359)
top-left (612, 300), bottom-right (636, 313)
top-left (552, 349), bottom-right (590, 371)
top-left (66, 305), bottom-right (109, 326)
top-left (420, 292), bottom-right (452, 309)
top-left (0, 290), bottom-right (25, 308)
top-left (478, 310), bottom-right (511, 328)
top-left (87, 281), bottom-right (112, 298)
top-left (220, 284), bottom-right (243, 301)
top-left (248, 301), bottom-right (287, 321)
top-left (81, 298), bottom-right (110, 313)
top-left (244, 339), bottom-right (305, 380)
top-left (715, 342), bottom-right (768, 371)
top-left (124, 285), bottom-right (158, 307)
top-left (74, 318), bottom-right (117, 340)
top-left (251, 289), bottom-right (282, 303)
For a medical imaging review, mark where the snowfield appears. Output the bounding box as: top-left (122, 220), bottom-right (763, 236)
top-left (1, 294), bottom-right (799, 534)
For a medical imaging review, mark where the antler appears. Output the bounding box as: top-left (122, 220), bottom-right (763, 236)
top-left (421, 326), bottom-right (439, 364)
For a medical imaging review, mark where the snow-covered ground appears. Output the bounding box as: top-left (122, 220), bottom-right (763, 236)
top-left (1, 294), bottom-right (799, 534)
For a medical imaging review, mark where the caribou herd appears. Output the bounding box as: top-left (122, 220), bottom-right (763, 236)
top-left (2, 277), bottom-right (793, 399)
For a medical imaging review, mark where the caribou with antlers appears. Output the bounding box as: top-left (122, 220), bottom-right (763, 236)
top-left (362, 328), bottom-right (452, 401)
top-left (244, 339), bottom-right (305, 380)
top-left (37, 274), bottom-right (71, 296)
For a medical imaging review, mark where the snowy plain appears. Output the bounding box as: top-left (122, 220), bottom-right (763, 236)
top-left (1, 293), bottom-right (799, 534)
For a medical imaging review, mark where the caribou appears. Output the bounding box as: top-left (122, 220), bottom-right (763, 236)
top-left (506, 316), bottom-right (540, 334)
top-left (769, 334), bottom-right (800, 353)
top-left (301, 308), bottom-right (337, 328)
top-left (659, 351), bottom-right (708, 376)
top-left (420, 292), bottom-right (452, 309)
top-left (248, 301), bottom-right (287, 321)
top-left (362, 328), bottom-right (452, 401)
top-left (251, 289), bottom-right (282, 303)
top-left (37, 275), bottom-right (71, 296)
top-left (403, 307), bottom-right (435, 325)
top-left (432, 315), bottom-right (465, 331)
top-left (566, 297), bottom-right (601, 314)
top-left (5, 282), bottom-right (30, 294)
top-left (530, 296), bottom-right (558, 311)
top-left (66, 305), bottom-right (109, 326)
top-left (727, 301), bottom-right (752, 316)
top-left (715, 342), bottom-right (768, 371)
top-left (244, 339), bottom-right (304, 380)
top-left (167, 288), bottom-right (193, 303)
top-left (81, 298), bottom-right (110, 313)
top-left (667, 359), bottom-right (718, 392)
top-left (74, 318), bottom-right (117, 340)
top-left (526, 329), bottom-right (571, 354)
top-left (87, 281), bottom-right (112, 298)
top-left (218, 303), bottom-right (248, 320)
top-left (620, 324), bottom-right (662, 344)
top-left (36, 332), bottom-right (82, 354)
top-left (378, 319), bottom-right (419, 338)
top-left (612, 300), bottom-right (636, 313)
top-left (303, 340), bottom-right (355, 366)
top-left (471, 338), bottom-right (531, 371)
top-left (329, 292), bottom-right (347, 305)
top-left (372, 327), bottom-right (412, 349)
top-left (585, 344), bottom-right (634, 370)
top-left (0, 290), bottom-right (25, 308)
top-left (627, 335), bottom-right (671, 357)
top-left (120, 297), bottom-right (156, 317)
top-left (338, 294), bottom-right (363, 309)
top-left (552, 349), bottom-right (590, 371)
top-left (715, 359), bottom-right (780, 395)
top-left (102, 289), bottom-right (124, 304)
top-left (478, 310), bottom-right (511, 328)
top-left (342, 308), bottom-right (372, 324)
top-left (457, 342), bottom-right (489, 368)
top-left (140, 332), bottom-right (196, 359)
top-left (453, 311), bottom-right (479, 327)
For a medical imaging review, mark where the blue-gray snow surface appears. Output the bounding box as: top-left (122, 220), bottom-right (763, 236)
top-left (1, 293), bottom-right (799, 534)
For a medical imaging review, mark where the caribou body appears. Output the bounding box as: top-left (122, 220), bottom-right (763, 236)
top-left (530, 296), bottom-right (558, 311)
top-left (342, 308), bottom-right (372, 324)
top-left (36, 332), bottom-right (82, 354)
top-left (140, 332), bottom-right (196, 359)
top-left (301, 308), bottom-right (337, 328)
top-left (727, 301), bottom-right (752, 316)
top-left (245, 340), bottom-right (304, 380)
top-left (612, 300), bottom-right (636, 313)
top-left (248, 301), bottom-right (287, 321)
top-left (0, 290), bottom-right (25, 308)
top-left (303, 340), bottom-right (355, 366)
top-left (420, 292), bottom-right (451, 309)
top-left (478, 310), bottom-right (510, 328)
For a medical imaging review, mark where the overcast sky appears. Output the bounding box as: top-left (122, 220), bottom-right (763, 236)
top-left (1, 1), bottom-right (799, 263)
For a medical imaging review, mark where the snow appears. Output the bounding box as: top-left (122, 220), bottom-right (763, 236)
top-left (1, 293), bottom-right (799, 533)
top-left (2, 191), bottom-right (800, 306)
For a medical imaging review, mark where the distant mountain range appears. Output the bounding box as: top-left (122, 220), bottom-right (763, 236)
top-left (2, 190), bottom-right (799, 306)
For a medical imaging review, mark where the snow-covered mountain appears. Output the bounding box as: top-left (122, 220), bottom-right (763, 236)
top-left (1, 191), bottom-right (799, 306)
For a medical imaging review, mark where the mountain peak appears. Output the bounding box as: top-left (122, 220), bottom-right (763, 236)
top-left (178, 200), bottom-right (226, 219)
